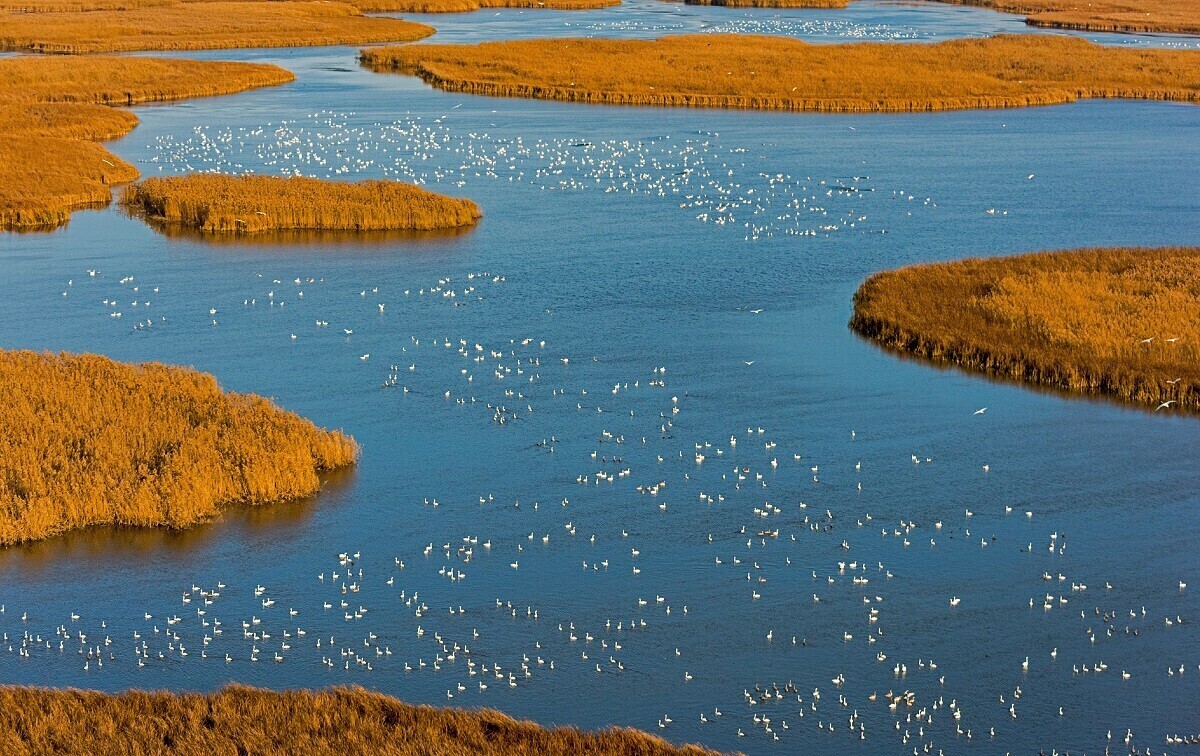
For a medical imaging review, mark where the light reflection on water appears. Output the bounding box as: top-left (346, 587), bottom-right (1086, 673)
top-left (2, 3), bottom-right (1200, 754)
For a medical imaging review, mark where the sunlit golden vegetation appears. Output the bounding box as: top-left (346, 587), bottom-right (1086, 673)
top-left (0, 351), bottom-right (358, 547)
top-left (850, 247), bottom-right (1200, 413)
top-left (651, 0), bottom-right (1198, 34)
top-left (0, 137), bottom-right (139, 228)
top-left (0, 0), bottom-right (615, 12)
top-left (0, 1), bottom-right (433, 53)
top-left (0, 56), bottom-right (293, 229)
top-left (362, 34), bottom-right (1200, 113)
top-left (122, 174), bottom-right (482, 234)
top-left (660, 0), bottom-right (845, 7)
top-left (919, 0), bottom-right (1200, 36)
top-left (352, 0), bottom-right (617, 11)
top-left (0, 685), bottom-right (716, 755)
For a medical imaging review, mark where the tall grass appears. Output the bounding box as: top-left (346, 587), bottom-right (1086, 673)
top-left (0, 137), bottom-right (139, 228)
top-left (355, 0), bottom-right (618, 11)
top-left (0, 56), bottom-right (293, 229)
top-left (919, 0), bottom-right (1200, 36)
top-left (850, 247), bottom-right (1200, 413)
top-left (661, 0), bottom-right (846, 7)
top-left (0, 351), bottom-right (358, 546)
top-left (0, 55), bottom-right (294, 105)
top-left (0, 1), bottom-right (434, 53)
top-left (122, 174), bottom-right (482, 234)
top-left (0, 685), bottom-right (716, 755)
top-left (361, 34), bottom-right (1200, 113)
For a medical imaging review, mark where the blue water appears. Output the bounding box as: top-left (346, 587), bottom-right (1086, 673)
top-left (2, 3), bottom-right (1200, 754)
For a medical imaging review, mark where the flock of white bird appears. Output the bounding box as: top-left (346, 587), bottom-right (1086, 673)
top-left (20, 255), bottom-right (1200, 754)
top-left (142, 111), bottom-right (938, 242)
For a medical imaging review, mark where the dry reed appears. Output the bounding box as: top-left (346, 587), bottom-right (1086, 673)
top-left (660, 0), bottom-right (846, 7)
top-left (0, 1), bottom-right (434, 53)
top-left (353, 0), bottom-right (617, 11)
top-left (918, 0), bottom-right (1200, 36)
top-left (0, 350), bottom-right (358, 546)
top-left (850, 247), bottom-right (1200, 413)
top-left (0, 685), bottom-right (716, 755)
top-left (0, 0), bottom-right (169, 10)
top-left (361, 34), bottom-right (1200, 113)
top-left (0, 56), bottom-right (293, 229)
top-left (0, 137), bottom-right (139, 228)
top-left (121, 174), bottom-right (482, 234)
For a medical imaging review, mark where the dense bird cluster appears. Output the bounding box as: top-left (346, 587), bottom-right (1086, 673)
top-left (142, 111), bottom-right (935, 241)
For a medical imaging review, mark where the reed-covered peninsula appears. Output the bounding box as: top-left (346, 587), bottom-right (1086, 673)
top-left (850, 247), bottom-right (1200, 413)
top-left (0, 1), bottom-right (434, 53)
top-left (122, 174), bottom-right (482, 234)
top-left (0, 685), bottom-right (715, 755)
top-left (361, 34), bottom-right (1200, 114)
top-left (0, 56), bottom-right (293, 229)
top-left (0, 351), bottom-right (357, 546)
top-left (923, 0), bottom-right (1200, 36)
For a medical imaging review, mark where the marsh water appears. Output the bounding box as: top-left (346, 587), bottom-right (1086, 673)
top-left (2, 1), bottom-right (1200, 752)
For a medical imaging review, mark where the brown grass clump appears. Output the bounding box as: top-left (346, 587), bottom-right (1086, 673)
top-left (0, 685), bottom-right (716, 755)
top-left (0, 1), bottom-right (434, 54)
top-left (122, 174), bottom-right (482, 234)
top-left (921, 0), bottom-right (1200, 37)
top-left (0, 351), bottom-right (358, 547)
top-left (361, 34), bottom-right (1200, 113)
top-left (0, 56), bottom-right (293, 229)
top-left (0, 137), bottom-right (139, 228)
top-left (850, 247), bottom-right (1200, 413)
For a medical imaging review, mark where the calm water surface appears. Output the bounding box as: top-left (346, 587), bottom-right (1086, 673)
top-left (2, 3), bottom-right (1199, 754)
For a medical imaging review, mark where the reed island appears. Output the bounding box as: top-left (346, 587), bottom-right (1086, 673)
top-left (0, 351), bottom-right (358, 546)
top-left (0, 1), bottom-right (434, 54)
top-left (360, 34), bottom-right (1200, 114)
top-left (122, 175), bottom-right (482, 234)
top-left (655, 0), bottom-right (1199, 35)
top-left (0, 685), bottom-right (714, 755)
top-left (850, 247), bottom-right (1200, 413)
top-left (0, 56), bottom-right (294, 229)
top-left (356, 0), bottom-right (618, 12)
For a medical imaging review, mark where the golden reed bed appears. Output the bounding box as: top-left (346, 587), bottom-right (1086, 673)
top-left (0, 1), bottom-right (433, 53)
top-left (654, 0), bottom-right (1199, 36)
top-left (920, 0), bottom-right (1200, 37)
top-left (0, 351), bottom-right (357, 547)
top-left (659, 0), bottom-right (846, 7)
top-left (360, 34), bottom-right (1200, 113)
top-left (0, 0), bottom-right (616, 14)
top-left (355, 0), bottom-right (618, 12)
top-left (0, 56), bottom-right (293, 229)
top-left (122, 174), bottom-right (482, 234)
top-left (0, 685), bottom-right (715, 755)
top-left (849, 247), bottom-right (1200, 413)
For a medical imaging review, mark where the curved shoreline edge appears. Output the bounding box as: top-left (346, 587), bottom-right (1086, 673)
top-left (849, 247), bottom-right (1199, 414)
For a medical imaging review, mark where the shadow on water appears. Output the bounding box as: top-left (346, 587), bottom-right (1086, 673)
top-left (848, 326), bottom-right (1193, 420)
top-left (0, 466), bottom-right (358, 575)
top-left (129, 214), bottom-right (479, 249)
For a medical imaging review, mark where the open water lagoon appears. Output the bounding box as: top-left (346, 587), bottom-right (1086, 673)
top-left (2, 3), bottom-right (1199, 753)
